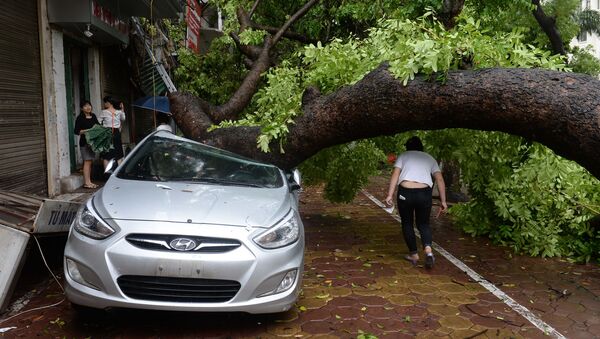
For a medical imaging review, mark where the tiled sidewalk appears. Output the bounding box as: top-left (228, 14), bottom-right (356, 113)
top-left (364, 177), bottom-right (600, 338)
top-left (294, 184), bottom-right (541, 338)
top-left (1, 179), bottom-right (599, 338)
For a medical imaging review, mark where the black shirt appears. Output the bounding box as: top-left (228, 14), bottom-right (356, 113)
top-left (74, 113), bottom-right (100, 147)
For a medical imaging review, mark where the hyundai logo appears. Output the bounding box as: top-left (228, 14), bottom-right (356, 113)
top-left (169, 238), bottom-right (197, 251)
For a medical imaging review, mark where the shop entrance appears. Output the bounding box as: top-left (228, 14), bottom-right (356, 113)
top-left (63, 39), bottom-right (90, 172)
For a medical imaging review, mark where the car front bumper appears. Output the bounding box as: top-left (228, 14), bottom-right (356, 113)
top-left (63, 219), bottom-right (304, 314)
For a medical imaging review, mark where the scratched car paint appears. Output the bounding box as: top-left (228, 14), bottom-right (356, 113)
top-left (63, 131), bottom-right (304, 314)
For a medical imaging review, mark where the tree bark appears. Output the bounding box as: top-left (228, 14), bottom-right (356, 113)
top-left (170, 66), bottom-right (600, 179)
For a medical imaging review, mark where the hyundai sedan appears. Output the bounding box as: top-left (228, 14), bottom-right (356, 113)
top-left (64, 131), bottom-right (304, 314)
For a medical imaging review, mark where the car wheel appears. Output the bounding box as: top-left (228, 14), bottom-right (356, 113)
top-left (70, 302), bottom-right (105, 318)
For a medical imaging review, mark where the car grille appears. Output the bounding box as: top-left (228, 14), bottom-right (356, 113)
top-left (126, 234), bottom-right (241, 253)
top-left (117, 275), bottom-right (241, 303)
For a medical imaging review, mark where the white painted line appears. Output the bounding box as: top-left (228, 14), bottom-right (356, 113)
top-left (0, 327), bottom-right (16, 333)
top-left (361, 190), bottom-right (566, 339)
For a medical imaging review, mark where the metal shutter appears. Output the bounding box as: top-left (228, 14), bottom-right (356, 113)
top-left (101, 47), bottom-right (130, 100)
top-left (0, 0), bottom-right (47, 195)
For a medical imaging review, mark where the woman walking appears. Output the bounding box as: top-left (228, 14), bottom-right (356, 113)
top-left (385, 136), bottom-right (447, 269)
top-left (98, 96), bottom-right (126, 168)
top-left (74, 100), bottom-right (100, 189)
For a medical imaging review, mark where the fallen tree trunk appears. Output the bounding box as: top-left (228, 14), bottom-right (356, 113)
top-left (170, 66), bottom-right (600, 178)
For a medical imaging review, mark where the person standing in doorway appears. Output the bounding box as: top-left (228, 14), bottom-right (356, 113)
top-left (99, 96), bottom-right (126, 168)
top-left (385, 136), bottom-right (447, 269)
top-left (155, 113), bottom-right (173, 132)
top-left (74, 100), bottom-right (100, 189)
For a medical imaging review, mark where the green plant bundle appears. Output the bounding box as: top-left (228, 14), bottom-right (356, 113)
top-left (424, 130), bottom-right (600, 263)
top-left (85, 125), bottom-right (114, 154)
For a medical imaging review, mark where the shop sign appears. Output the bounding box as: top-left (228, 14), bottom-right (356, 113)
top-left (33, 200), bottom-right (81, 234)
top-left (186, 0), bottom-right (202, 53)
top-left (92, 0), bottom-right (129, 36)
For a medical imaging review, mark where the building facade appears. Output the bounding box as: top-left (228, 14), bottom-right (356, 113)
top-left (0, 0), bottom-right (180, 197)
top-left (572, 0), bottom-right (600, 58)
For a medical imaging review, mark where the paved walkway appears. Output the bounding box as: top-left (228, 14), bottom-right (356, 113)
top-left (1, 178), bottom-right (599, 338)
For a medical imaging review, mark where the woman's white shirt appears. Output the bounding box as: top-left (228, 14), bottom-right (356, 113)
top-left (99, 109), bottom-right (126, 129)
top-left (393, 151), bottom-right (440, 187)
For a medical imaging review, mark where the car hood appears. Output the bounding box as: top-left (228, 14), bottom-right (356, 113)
top-left (93, 177), bottom-right (291, 228)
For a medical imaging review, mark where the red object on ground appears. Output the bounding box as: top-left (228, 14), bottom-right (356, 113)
top-left (387, 153), bottom-right (397, 164)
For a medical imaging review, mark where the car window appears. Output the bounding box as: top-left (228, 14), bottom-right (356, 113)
top-left (117, 135), bottom-right (283, 188)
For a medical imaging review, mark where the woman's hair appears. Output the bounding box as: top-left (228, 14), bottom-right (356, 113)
top-left (103, 96), bottom-right (121, 110)
top-left (79, 100), bottom-right (92, 116)
top-left (156, 113), bottom-right (170, 125)
top-left (405, 136), bottom-right (424, 151)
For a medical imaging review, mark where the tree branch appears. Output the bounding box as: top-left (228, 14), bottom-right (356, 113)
top-left (168, 92), bottom-right (214, 140)
top-left (531, 0), bottom-right (566, 55)
top-left (230, 32), bottom-right (262, 60)
top-left (273, 0), bottom-right (320, 45)
top-left (206, 0), bottom-right (320, 124)
top-left (242, 57), bottom-right (255, 69)
top-left (248, 0), bottom-right (261, 19)
top-left (212, 37), bottom-right (273, 123)
top-left (176, 66), bottom-right (600, 179)
top-left (237, 8), bottom-right (316, 44)
top-left (439, 0), bottom-right (465, 30)
top-left (251, 23), bottom-right (316, 44)
top-left (236, 7), bottom-right (252, 32)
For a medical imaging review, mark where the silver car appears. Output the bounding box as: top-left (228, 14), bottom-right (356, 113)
top-left (64, 131), bottom-right (304, 314)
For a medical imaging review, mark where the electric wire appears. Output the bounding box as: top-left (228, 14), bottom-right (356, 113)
top-left (32, 235), bottom-right (65, 294)
top-left (0, 235), bottom-right (66, 326)
top-left (151, 0), bottom-right (157, 128)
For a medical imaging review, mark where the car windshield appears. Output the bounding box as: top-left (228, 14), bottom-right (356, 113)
top-left (117, 135), bottom-right (283, 188)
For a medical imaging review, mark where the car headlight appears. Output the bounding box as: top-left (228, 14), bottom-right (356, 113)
top-left (73, 204), bottom-right (115, 240)
top-left (253, 211), bottom-right (299, 249)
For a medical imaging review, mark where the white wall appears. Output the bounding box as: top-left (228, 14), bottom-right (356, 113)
top-left (39, 2), bottom-right (83, 196)
top-left (50, 30), bottom-right (72, 181)
top-left (572, 0), bottom-right (600, 59)
top-left (39, 0), bottom-right (72, 196)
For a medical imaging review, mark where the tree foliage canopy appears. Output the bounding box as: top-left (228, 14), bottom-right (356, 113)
top-left (168, 0), bottom-right (600, 261)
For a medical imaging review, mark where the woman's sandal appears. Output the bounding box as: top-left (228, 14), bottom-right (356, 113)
top-left (83, 183), bottom-right (98, 189)
top-left (404, 255), bottom-right (418, 266)
top-left (425, 254), bottom-right (435, 269)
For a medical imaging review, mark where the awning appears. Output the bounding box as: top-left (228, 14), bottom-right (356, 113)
top-left (133, 96), bottom-right (170, 114)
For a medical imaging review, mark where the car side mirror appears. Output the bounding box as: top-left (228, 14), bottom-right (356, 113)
top-left (104, 159), bottom-right (118, 174)
top-left (290, 169), bottom-right (302, 192)
top-left (292, 169), bottom-right (301, 186)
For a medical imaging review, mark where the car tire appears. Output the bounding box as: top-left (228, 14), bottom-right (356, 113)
top-left (70, 302), bottom-right (105, 318)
